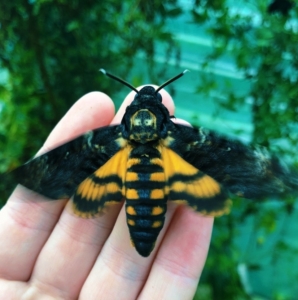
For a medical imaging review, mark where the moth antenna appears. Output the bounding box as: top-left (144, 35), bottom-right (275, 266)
top-left (100, 68), bottom-right (139, 93)
top-left (155, 70), bottom-right (189, 93)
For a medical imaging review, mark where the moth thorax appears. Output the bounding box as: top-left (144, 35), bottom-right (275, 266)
top-left (129, 109), bottom-right (158, 143)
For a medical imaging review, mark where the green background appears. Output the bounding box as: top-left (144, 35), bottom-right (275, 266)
top-left (0, 1), bottom-right (298, 299)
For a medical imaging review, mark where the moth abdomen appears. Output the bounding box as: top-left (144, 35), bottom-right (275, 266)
top-left (125, 144), bottom-right (167, 256)
top-left (126, 202), bottom-right (167, 257)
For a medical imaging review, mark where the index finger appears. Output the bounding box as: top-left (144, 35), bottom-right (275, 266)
top-left (41, 92), bottom-right (115, 153)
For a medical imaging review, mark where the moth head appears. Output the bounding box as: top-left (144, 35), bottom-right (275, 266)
top-left (131, 86), bottom-right (162, 105)
top-left (100, 69), bottom-right (189, 143)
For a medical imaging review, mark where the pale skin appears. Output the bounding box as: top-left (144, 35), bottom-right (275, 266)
top-left (0, 87), bottom-right (214, 300)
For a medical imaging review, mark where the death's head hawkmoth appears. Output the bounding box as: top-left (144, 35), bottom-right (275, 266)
top-left (3, 70), bottom-right (298, 257)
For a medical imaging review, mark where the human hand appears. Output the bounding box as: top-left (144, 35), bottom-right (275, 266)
top-left (0, 88), bottom-right (214, 299)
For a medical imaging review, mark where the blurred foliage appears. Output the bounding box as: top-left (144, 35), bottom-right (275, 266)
top-left (191, 0), bottom-right (298, 299)
top-left (192, 0), bottom-right (298, 152)
top-left (0, 0), bottom-right (181, 201)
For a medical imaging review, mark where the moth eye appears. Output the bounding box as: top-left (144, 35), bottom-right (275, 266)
top-left (156, 93), bottom-right (162, 102)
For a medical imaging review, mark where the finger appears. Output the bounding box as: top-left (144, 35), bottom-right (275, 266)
top-left (140, 206), bottom-right (214, 300)
top-left (0, 92), bottom-right (114, 281)
top-left (41, 91), bottom-right (115, 153)
top-left (79, 203), bottom-right (177, 299)
top-left (172, 118), bottom-right (191, 127)
top-left (27, 201), bottom-right (123, 299)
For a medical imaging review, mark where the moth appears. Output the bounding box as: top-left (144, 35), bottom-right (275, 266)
top-left (5, 69), bottom-right (298, 257)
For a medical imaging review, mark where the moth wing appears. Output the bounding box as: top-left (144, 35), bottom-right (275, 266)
top-left (165, 123), bottom-right (298, 200)
top-left (73, 147), bottom-right (129, 217)
top-left (162, 147), bottom-right (231, 216)
top-left (5, 125), bottom-right (125, 199)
